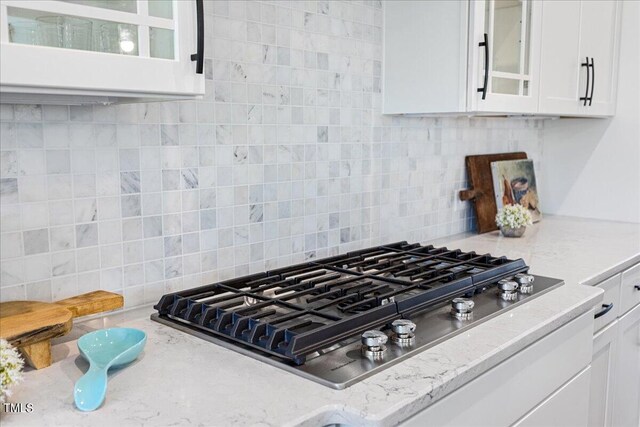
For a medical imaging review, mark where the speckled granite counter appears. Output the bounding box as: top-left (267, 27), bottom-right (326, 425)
top-left (3, 216), bottom-right (637, 427)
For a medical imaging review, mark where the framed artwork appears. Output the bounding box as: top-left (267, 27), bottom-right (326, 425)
top-left (491, 159), bottom-right (542, 223)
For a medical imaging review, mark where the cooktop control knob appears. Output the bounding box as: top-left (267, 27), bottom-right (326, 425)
top-left (498, 279), bottom-right (519, 301)
top-left (361, 330), bottom-right (388, 360)
top-left (514, 273), bottom-right (535, 293)
top-left (451, 297), bottom-right (475, 320)
top-left (391, 319), bottom-right (416, 345)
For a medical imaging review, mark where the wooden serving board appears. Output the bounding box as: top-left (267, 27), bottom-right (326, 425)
top-left (459, 152), bottom-right (528, 234)
top-left (0, 291), bottom-right (123, 369)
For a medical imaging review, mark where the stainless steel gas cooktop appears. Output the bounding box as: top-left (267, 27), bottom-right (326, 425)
top-left (151, 241), bottom-right (563, 389)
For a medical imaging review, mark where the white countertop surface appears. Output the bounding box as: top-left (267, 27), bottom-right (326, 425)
top-left (438, 215), bottom-right (640, 287)
top-left (3, 216), bottom-right (638, 427)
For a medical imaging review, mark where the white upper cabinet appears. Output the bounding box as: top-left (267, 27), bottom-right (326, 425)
top-left (539, 1), bottom-right (622, 116)
top-left (467, 0), bottom-right (541, 114)
top-left (383, 0), bottom-right (541, 115)
top-left (0, 0), bottom-right (205, 104)
top-left (383, 1), bottom-right (468, 115)
top-left (384, 0), bottom-right (622, 117)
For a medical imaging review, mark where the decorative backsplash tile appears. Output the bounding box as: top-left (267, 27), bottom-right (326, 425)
top-left (0, 1), bottom-right (542, 308)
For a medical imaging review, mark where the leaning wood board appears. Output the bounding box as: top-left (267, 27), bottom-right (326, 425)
top-left (459, 152), bottom-right (528, 234)
top-left (0, 291), bottom-right (123, 369)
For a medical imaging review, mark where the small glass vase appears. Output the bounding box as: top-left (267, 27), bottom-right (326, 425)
top-left (500, 226), bottom-right (526, 238)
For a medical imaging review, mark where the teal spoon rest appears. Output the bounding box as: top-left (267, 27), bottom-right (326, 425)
top-left (74, 327), bottom-right (146, 411)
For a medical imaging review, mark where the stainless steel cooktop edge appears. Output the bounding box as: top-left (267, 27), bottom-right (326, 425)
top-left (151, 276), bottom-right (563, 389)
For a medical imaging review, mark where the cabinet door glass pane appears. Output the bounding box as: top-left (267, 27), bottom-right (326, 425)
top-left (6, 2), bottom-right (177, 61)
top-left (484, 0), bottom-right (533, 96)
top-left (150, 27), bottom-right (174, 59)
top-left (94, 22), bottom-right (138, 55)
top-left (7, 7), bottom-right (138, 55)
top-left (492, 77), bottom-right (519, 95)
top-left (60, 0), bottom-right (137, 14)
top-left (492, 0), bottom-right (522, 74)
top-left (148, 0), bottom-right (173, 19)
top-left (7, 17), bottom-right (37, 45)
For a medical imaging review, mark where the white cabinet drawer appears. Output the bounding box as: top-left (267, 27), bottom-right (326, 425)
top-left (401, 310), bottom-right (594, 426)
top-left (513, 367), bottom-right (591, 427)
top-left (593, 274), bottom-right (621, 332)
top-left (620, 263), bottom-right (640, 315)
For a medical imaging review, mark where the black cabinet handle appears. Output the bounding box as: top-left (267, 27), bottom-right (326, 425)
top-left (634, 285), bottom-right (640, 291)
top-left (580, 57), bottom-right (590, 106)
top-left (588, 57), bottom-right (595, 106)
top-left (477, 33), bottom-right (489, 100)
top-left (190, 0), bottom-right (204, 74)
top-left (594, 303), bottom-right (614, 319)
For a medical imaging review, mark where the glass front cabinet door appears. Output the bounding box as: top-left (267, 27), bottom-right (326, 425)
top-left (467, 0), bottom-right (542, 114)
top-left (0, 0), bottom-right (204, 103)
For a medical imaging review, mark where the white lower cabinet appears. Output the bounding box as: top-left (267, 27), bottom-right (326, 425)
top-left (401, 310), bottom-right (593, 426)
top-left (588, 320), bottom-right (618, 427)
top-left (588, 263), bottom-right (640, 427)
top-left (612, 304), bottom-right (640, 427)
top-left (513, 367), bottom-right (591, 427)
top-left (396, 268), bottom-right (639, 427)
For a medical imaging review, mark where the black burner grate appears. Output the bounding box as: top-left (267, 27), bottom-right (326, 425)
top-left (153, 242), bottom-right (528, 365)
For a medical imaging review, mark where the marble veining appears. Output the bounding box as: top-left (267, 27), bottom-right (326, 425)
top-left (119, 171), bottom-right (140, 194)
top-left (49, 227), bottom-right (73, 252)
top-left (0, 178), bottom-right (18, 204)
top-left (164, 256), bottom-right (182, 279)
top-left (51, 252), bottom-right (75, 276)
top-left (181, 169), bottom-right (199, 189)
top-left (74, 199), bottom-right (97, 223)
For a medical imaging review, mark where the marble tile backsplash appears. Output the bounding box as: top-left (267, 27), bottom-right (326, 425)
top-left (0, 1), bottom-right (542, 308)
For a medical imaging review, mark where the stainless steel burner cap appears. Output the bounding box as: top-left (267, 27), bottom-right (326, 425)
top-left (361, 330), bottom-right (388, 359)
top-left (514, 274), bottom-right (535, 293)
top-left (391, 319), bottom-right (416, 334)
top-left (451, 297), bottom-right (474, 320)
top-left (498, 279), bottom-right (519, 300)
top-left (514, 273), bottom-right (535, 284)
top-left (391, 319), bottom-right (416, 345)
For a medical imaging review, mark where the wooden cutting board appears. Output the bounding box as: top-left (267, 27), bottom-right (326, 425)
top-left (0, 291), bottom-right (123, 369)
top-left (459, 152), bottom-right (528, 234)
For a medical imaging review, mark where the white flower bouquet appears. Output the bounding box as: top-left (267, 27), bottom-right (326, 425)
top-left (0, 339), bottom-right (24, 404)
top-left (495, 204), bottom-right (533, 237)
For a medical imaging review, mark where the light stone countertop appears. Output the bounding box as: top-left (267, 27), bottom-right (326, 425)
top-left (437, 215), bottom-right (640, 287)
top-left (3, 216), bottom-right (638, 427)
